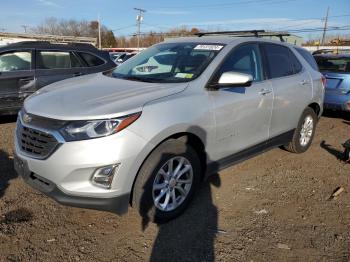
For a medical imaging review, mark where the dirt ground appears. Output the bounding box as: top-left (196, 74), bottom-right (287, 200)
top-left (0, 113), bottom-right (349, 262)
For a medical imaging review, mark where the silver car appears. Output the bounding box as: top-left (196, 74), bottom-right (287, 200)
top-left (14, 35), bottom-right (324, 222)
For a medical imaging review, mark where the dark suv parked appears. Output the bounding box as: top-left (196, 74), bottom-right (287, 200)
top-left (0, 41), bottom-right (116, 115)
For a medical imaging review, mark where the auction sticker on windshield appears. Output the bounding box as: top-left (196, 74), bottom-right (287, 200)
top-left (194, 45), bottom-right (224, 51)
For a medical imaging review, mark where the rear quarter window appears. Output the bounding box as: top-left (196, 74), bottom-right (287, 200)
top-left (263, 43), bottom-right (301, 79)
top-left (296, 48), bottom-right (319, 71)
top-left (78, 52), bottom-right (105, 67)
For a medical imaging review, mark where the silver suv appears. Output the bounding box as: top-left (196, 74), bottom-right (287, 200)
top-left (14, 34), bottom-right (324, 222)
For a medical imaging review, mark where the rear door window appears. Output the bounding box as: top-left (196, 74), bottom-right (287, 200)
top-left (263, 43), bottom-right (302, 79)
top-left (0, 51), bottom-right (32, 72)
top-left (38, 51), bottom-right (81, 69)
top-left (78, 52), bottom-right (105, 67)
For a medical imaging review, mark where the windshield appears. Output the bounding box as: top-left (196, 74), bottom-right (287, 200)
top-left (112, 42), bottom-right (224, 83)
top-left (315, 56), bottom-right (350, 73)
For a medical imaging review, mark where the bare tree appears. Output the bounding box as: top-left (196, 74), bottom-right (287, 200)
top-left (32, 17), bottom-right (116, 47)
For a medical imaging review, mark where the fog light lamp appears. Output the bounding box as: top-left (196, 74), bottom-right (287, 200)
top-left (92, 164), bottom-right (119, 189)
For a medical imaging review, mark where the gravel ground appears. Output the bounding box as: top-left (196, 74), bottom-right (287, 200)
top-left (0, 113), bottom-right (349, 261)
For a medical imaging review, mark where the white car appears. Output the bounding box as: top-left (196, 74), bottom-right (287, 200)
top-left (14, 31), bottom-right (324, 222)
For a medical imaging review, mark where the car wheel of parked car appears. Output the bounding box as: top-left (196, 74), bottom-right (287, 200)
top-left (132, 139), bottom-right (201, 223)
top-left (285, 107), bottom-right (317, 153)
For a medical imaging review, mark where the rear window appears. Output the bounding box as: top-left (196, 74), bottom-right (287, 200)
top-left (78, 52), bottom-right (105, 67)
top-left (263, 43), bottom-right (302, 79)
top-left (296, 48), bottom-right (319, 71)
top-left (38, 51), bottom-right (81, 69)
top-left (314, 56), bottom-right (350, 73)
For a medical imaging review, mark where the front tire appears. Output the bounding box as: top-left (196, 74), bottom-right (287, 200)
top-left (284, 107), bottom-right (317, 153)
top-left (132, 139), bottom-right (201, 223)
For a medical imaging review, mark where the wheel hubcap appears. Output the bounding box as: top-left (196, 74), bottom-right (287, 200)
top-left (299, 115), bottom-right (314, 147)
top-left (152, 156), bottom-right (193, 212)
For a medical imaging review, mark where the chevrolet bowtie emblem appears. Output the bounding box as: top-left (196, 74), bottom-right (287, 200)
top-left (23, 113), bottom-right (32, 124)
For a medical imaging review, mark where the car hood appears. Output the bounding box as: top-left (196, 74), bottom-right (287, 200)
top-left (24, 73), bottom-right (188, 120)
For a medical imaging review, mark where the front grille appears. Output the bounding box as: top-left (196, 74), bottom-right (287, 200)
top-left (17, 120), bottom-right (60, 159)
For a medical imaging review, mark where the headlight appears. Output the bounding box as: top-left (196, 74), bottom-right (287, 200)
top-left (60, 112), bottom-right (141, 141)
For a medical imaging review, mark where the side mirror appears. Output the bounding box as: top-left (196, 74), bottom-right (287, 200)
top-left (117, 58), bottom-right (123, 63)
top-left (214, 72), bottom-right (253, 88)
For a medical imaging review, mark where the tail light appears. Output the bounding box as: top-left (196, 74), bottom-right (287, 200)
top-left (321, 76), bottom-right (327, 87)
top-left (346, 101), bottom-right (350, 109)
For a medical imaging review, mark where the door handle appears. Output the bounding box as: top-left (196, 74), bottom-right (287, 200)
top-left (300, 79), bottom-right (310, 85)
top-left (19, 77), bottom-right (34, 85)
top-left (259, 89), bottom-right (272, 95)
top-left (74, 72), bottom-right (84, 77)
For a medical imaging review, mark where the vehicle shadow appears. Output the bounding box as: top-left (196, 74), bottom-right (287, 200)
top-left (149, 174), bottom-right (221, 262)
top-left (320, 140), bottom-right (346, 160)
top-left (0, 150), bottom-right (17, 199)
top-left (138, 126), bottom-right (221, 261)
top-left (0, 115), bottom-right (17, 124)
top-left (322, 110), bottom-right (350, 121)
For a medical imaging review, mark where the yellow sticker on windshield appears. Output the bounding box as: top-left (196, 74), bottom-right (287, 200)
top-left (175, 73), bottom-right (194, 79)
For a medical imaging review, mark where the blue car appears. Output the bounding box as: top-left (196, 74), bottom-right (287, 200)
top-left (314, 54), bottom-right (350, 112)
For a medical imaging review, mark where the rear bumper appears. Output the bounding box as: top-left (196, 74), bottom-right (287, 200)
top-left (14, 153), bottom-right (130, 215)
top-left (324, 92), bottom-right (350, 111)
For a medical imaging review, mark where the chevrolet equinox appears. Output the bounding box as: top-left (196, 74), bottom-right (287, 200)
top-left (14, 34), bottom-right (324, 222)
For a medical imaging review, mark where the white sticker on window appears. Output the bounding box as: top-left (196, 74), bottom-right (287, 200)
top-left (194, 45), bottom-right (224, 51)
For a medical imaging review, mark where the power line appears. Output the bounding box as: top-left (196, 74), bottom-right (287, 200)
top-left (111, 25), bottom-right (136, 32)
top-left (126, 25), bottom-right (350, 37)
top-left (142, 22), bottom-right (173, 30)
top-left (288, 25), bottom-right (350, 33)
top-left (276, 13), bottom-right (350, 31)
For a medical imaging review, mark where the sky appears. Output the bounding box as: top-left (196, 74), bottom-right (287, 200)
top-left (1, 0), bottom-right (350, 39)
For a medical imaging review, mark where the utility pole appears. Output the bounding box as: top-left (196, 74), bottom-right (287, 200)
top-left (321, 7), bottom-right (330, 45)
top-left (134, 7), bottom-right (146, 50)
top-left (21, 25), bottom-right (28, 33)
top-left (98, 14), bottom-right (102, 49)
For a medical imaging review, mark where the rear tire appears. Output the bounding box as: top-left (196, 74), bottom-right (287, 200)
top-left (284, 107), bottom-right (317, 153)
top-left (132, 139), bottom-right (201, 223)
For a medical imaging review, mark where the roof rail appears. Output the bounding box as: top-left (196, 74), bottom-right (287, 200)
top-left (0, 32), bottom-right (97, 45)
top-left (7, 41), bottom-right (96, 49)
top-left (195, 30), bottom-right (290, 42)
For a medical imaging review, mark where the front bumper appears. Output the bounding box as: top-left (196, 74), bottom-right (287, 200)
top-left (14, 118), bottom-right (154, 215)
top-left (14, 152), bottom-right (130, 215)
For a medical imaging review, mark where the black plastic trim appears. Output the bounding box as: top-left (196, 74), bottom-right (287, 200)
top-left (206, 130), bottom-right (294, 175)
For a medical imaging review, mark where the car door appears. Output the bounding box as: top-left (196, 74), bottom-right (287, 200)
top-left (261, 43), bottom-right (312, 137)
top-left (35, 50), bottom-right (86, 89)
top-left (0, 49), bottom-right (36, 112)
top-left (208, 43), bottom-right (274, 159)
